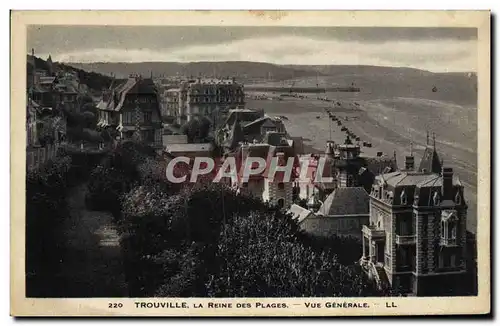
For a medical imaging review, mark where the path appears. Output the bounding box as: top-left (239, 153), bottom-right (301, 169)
top-left (52, 183), bottom-right (128, 297)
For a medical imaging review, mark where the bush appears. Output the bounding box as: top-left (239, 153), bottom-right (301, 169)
top-left (86, 140), bottom-right (158, 215)
top-left (117, 182), bottom-right (384, 298)
top-left (207, 212), bottom-right (378, 297)
top-left (26, 154), bottom-right (72, 296)
top-left (180, 116), bottom-right (212, 143)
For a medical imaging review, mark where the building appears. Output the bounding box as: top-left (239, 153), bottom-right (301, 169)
top-left (164, 88), bottom-right (181, 118)
top-left (360, 140), bottom-right (469, 296)
top-left (164, 78), bottom-right (245, 125)
top-left (26, 98), bottom-right (41, 148)
top-left (219, 112), bottom-right (289, 152)
top-left (243, 116), bottom-right (287, 142)
top-left (334, 136), bottom-right (365, 188)
top-left (296, 142), bottom-right (337, 202)
top-left (27, 52), bottom-right (80, 112)
top-left (300, 187), bottom-right (370, 239)
top-left (164, 143), bottom-right (214, 160)
top-left (233, 142), bottom-right (299, 209)
top-left (288, 204), bottom-right (316, 224)
top-left (224, 108), bottom-right (264, 128)
top-left (162, 134), bottom-right (188, 147)
top-left (97, 75), bottom-right (163, 149)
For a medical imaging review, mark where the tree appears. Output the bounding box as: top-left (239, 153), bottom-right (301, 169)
top-left (207, 211), bottom-right (380, 297)
top-left (180, 116), bottom-right (212, 143)
top-left (26, 154), bottom-right (72, 296)
top-left (82, 111), bottom-right (97, 129)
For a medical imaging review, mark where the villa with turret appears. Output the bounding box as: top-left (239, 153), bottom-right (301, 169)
top-left (360, 135), bottom-right (469, 296)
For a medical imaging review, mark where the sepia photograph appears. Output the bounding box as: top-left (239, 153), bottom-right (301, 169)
top-left (10, 10), bottom-right (490, 316)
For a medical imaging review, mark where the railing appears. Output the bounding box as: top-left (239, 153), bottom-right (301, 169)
top-left (396, 235), bottom-right (416, 245)
top-left (362, 225), bottom-right (385, 238)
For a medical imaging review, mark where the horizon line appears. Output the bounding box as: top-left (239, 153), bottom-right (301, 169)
top-left (27, 54), bottom-right (477, 74)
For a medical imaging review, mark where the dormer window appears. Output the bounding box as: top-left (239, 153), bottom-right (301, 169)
top-left (455, 192), bottom-right (462, 205)
top-left (433, 191), bottom-right (440, 206)
top-left (400, 190), bottom-right (407, 205)
top-left (440, 210), bottom-right (458, 247)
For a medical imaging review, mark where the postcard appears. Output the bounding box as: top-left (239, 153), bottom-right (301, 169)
top-left (10, 10), bottom-right (490, 316)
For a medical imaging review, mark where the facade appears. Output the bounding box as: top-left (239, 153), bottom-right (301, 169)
top-left (26, 98), bottom-right (40, 148)
top-left (300, 187), bottom-right (370, 239)
top-left (164, 78), bottom-right (245, 125)
top-left (334, 136), bottom-right (365, 188)
top-left (164, 88), bottom-right (180, 118)
top-left (235, 142), bottom-right (298, 210)
top-left (97, 75), bottom-right (163, 149)
top-left (360, 143), bottom-right (469, 296)
top-left (28, 54), bottom-right (79, 112)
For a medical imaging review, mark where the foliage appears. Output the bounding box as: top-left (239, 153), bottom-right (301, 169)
top-left (83, 140), bottom-right (385, 298)
top-left (57, 62), bottom-right (115, 91)
top-left (180, 116), bottom-right (212, 143)
top-left (85, 140), bottom-right (158, 215)
top-left (299, 234), bottom-right (363, 266)
top-left (82, 111), bottom-right (97, 129)
top-left (116, 182), bottom-right (383, 298)
top-left (26, 154), bottom-right (72, 296)
top-left (207, 212), bottom-right (380, 297)
top-left (66, 127), bottom-right (103, 144)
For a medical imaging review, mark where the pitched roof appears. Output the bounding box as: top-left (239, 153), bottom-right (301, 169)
top-left (418, 146), bottom-right (442, 173)
top-left (263, 131), bottom-right (289, 147)
top-left (363, 156), bottom-right (398, 176)
top-left (287, 204), bottom-right (314, 223)
top-left (377, 170), bottom-right (462, 189)
top-left (317, 187), bottom-right (370, 216)
top-left (165, 143), bottom-right (214, 153)
top-left (225, 119), bottom-right (244, 149)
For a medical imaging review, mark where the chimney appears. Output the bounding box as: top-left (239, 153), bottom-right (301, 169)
top-left (442, 167), bottom-right (453, 200)
top-left (404, 156), bottom-right (415, 170)
top-left (276, 152), bottom-right (286, 166)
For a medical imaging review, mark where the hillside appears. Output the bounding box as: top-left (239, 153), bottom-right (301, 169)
top-left (66, 61), bottom-right (323, 81)
top-left (28, 55), bottom-right (116, 92)
top-left (64, 61), bottom-right (477, 106)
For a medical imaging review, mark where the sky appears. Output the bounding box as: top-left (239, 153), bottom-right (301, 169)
top-left (27, 26), bottom-right (478, 72)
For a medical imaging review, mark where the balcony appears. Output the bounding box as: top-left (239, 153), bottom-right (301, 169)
top-left (395, 235), bottom-right (416, 245)
top-left (440, 238), bottom-right (458, 247)
top-left (362, 225), bottom-right (385, 239)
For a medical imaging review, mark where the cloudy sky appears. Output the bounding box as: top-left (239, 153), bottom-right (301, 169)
top-left (27, 26), bottom-right (477, 72)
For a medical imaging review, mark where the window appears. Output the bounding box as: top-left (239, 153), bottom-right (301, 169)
top-left (449, 220), bottom-right (457, 240)
top-left (278, 182), bottom-right (285, 190)
top-left (451, 254), bottom-right (457, 267)
top-left (441, 212), bottom-right (458, 246)
top-left (433, 191), bottom-right (440, 206)
top-left (277, 198), bottom-right (285, 209)
top-left (455, 192), bottom-right (462, 205)
top-left (400, 189), bottom-right (407, 205)
top-left (143, 111), bottom-right (152, 123)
